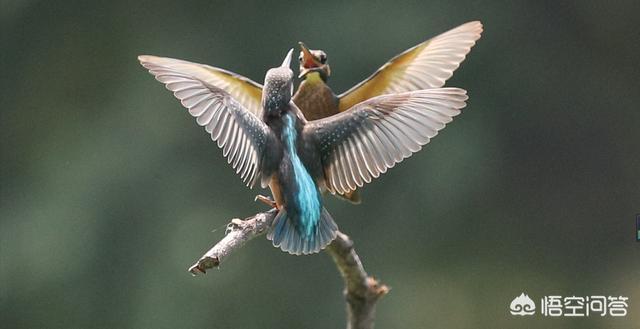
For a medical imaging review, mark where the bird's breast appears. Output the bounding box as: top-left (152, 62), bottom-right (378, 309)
top-left (293, 76), bottom-right (339, 121)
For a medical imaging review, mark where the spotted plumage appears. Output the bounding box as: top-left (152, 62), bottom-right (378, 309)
top-left (139, 46), bottom-right (469, 254)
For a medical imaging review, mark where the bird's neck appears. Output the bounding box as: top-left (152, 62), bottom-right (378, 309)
top-left (302, 71), bottom-right (327, 85)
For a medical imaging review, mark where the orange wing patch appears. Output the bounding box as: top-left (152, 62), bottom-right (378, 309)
top-left (338, 21), bottom-right (482, 112)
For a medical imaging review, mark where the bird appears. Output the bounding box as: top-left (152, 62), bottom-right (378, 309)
top-left (293, 21), bottom-right (481, 202)
top-left (295, 21), bottom-right (482, 115)
top-left (135, 21), bottom-right (482, 206)
top-left (139, 49), bottom-right (468, 255)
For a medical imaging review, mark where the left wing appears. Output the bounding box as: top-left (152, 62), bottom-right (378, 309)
top-left (138, 55), bottom-right (264, 116)
top-left (338, 21), bottom-right (482, 112)
top-left (305, 88), bottom-right (468, 194)
top-left (139, 56), bottom-right (276, 188)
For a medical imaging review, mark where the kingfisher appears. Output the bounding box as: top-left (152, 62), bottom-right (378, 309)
top-left (135, 21), bottom-right (481, 206)
top-left (139, 49), bottom-right (468, 255)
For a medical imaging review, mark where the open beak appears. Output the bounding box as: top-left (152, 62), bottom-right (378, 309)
top-left (281, 48), bottom-right (294, 68)
top-left (298, 42), bottom-right (321, 78)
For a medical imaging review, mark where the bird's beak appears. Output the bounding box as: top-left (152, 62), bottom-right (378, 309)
top-left (281, 48), bottom-right (294, 68)
top-left (298, 42), bottom-right (321, 78)
top-left (299, 42), bottom-right (321, 67)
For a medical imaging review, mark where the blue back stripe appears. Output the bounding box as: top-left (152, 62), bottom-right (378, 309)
top-left (283, 113), bottom-right (321, 238)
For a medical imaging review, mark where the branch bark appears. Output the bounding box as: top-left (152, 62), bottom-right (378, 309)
top-left (325, 232), bottom-right (389, 329)
top-left (188, 209), bottom-right (278, 272)
top-left (188, 210), bottom-right (389, 329)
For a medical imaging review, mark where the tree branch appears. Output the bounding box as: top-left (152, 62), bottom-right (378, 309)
top-left (325, 232), bottom-right (389, 329)
top-left (188, 210), bottom-right (389, 329)
top-left (188, 209), bottom-right (278, 273)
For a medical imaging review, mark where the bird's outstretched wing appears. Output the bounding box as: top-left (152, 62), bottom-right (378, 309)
top-left (138, 55), bottom-right (264, 116)
top-left (305, 88), bottom-right (468, 194)
top-left (139, 55), bottom-right (275, 188)
top-left (338, 21), bottom-right (482, 112)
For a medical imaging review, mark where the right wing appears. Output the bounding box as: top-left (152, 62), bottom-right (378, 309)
top-left (138, 55), bottom-right (264, 116)
top-left (139, 55), bottom-right (275, 188)
top-left (305, 88), bottom-right (468, 194)
top-left (338, 21), bottom-right (482, 112)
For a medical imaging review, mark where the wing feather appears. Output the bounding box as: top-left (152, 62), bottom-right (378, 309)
top-left (139, 56), bottom-right (274, 188)
top-left (338, 21), bottom-right (482, 111)
top-left (139, 55), bottom-right (263, 116)
top-left (306, 88), bottom-right (468, 194)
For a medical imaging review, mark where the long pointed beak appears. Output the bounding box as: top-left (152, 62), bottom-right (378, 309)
top-left (298, 42), bottom-right (321, 78)
top-left (298, 41), bottom-right (320, 67)
top-left (281, 48), bottom-right (294, 68)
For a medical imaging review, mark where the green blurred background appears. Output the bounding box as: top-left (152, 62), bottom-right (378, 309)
top-left (1, 1), bottom-right (638, 328)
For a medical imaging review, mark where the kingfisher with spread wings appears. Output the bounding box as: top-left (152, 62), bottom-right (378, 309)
top-left (139, 49), bottom-right (468, 255)
top-left (138, 21), bottom-right (482, 205)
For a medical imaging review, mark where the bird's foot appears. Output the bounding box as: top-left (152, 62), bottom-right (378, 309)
top-left (254, 195), bottom-right (277, 209)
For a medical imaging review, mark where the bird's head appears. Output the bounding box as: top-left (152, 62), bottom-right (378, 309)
top-left (262, 48), bottom-right (295, 118)
top-left (298, 42), bottom-right (331, 81)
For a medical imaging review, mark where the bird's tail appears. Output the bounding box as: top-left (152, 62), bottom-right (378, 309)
top-left (267, 207), bottom-right (338, 255)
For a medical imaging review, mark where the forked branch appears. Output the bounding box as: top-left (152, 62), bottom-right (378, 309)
top-left (188, 209), bottom-right (388, 329)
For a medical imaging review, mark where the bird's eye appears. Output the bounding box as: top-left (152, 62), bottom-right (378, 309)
top-left (319, 54), bottom-right (327, 63)
top-left (298, 55), bottom-right (303, 62)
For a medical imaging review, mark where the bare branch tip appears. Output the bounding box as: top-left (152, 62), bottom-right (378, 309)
top-left (189, 256), bottom-right (220, 275)
top-left (367, 277), bottom-right (390, 298)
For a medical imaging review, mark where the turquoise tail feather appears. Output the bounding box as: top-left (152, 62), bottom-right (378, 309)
top-left (267, 207), bottom-right (338, 255)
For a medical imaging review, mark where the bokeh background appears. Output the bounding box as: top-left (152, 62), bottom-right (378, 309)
top-left (1, 1), bottom-right (638, 328)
